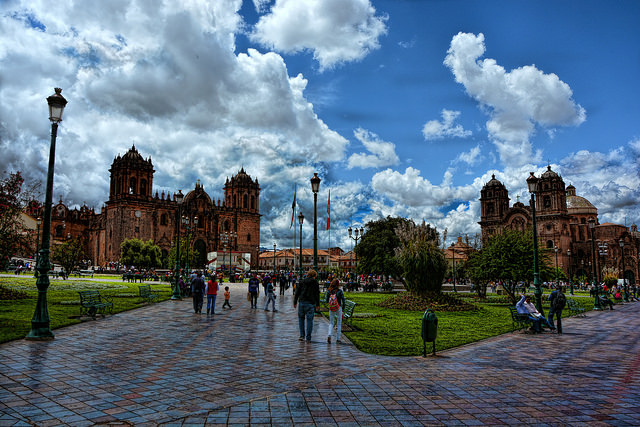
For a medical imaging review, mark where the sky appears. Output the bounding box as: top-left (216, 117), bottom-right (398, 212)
top-left (1, 0), bottom-right (639, 252)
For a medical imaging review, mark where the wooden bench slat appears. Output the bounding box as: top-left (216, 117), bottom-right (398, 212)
top-left (78, 290), bottom-right (113, 319)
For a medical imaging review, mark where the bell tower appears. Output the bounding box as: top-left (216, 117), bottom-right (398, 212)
top-left (479, 174), bottom-right (510, 240)
top-left (108, 145), bottom-right (155, 202)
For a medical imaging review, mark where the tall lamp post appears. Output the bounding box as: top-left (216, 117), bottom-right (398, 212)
top-left (298, 212), bottom-right (304, 276)
top-left (310, 173), bottom-right (321, 270)
top-left (588, 219), bottom-right (602, 310)
top-left (273, 243), bottom-right (277, 274)
top-left (526, 172), bottom-right (544, 315)
top-left (451, 245), bottom-right (457, 293)
top-left (220, 231), bottom-right (236, 278)
top-left (182, 215), bottom-right (197, 273)
top-left (34, 217), bottom-right (41, 278)
top-left (567, 249), bottom-right (574, 295)
top-left (620, 239), bottom-right (628, 302)
top-left (27, 88), bottom-right (67, 340)
top-left (171, 191), bottom-right (184, 300)
top-left (554, 246), bottom-right (559, 287)
top-left (348, 226), bottom-right (364, 282)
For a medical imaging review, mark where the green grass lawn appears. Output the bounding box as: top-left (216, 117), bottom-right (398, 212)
top-left (0, 276), bottom-right (172, 343)
top-left (340, 291), bottom-right (595, 356)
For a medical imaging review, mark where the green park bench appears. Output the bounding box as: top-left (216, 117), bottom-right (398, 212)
top-left (78, 290), bottom-right (113, 319)
top-left (343, 299), bottom-right (357, 326)
top-left (508, 306), bottom-right (533, 332)
top-left (138, 284), bottom-right (159, 304)
top-left (567, 299), bottom-right (586, 317)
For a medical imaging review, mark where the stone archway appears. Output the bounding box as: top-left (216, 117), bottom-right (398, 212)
top-left (193, 239), bottom-right (207, 270)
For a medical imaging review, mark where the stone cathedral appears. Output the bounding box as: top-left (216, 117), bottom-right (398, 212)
top-left (43, 145), bottom-right (261, 270)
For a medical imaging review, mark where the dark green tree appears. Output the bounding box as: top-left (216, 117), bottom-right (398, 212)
top-left (120, 238), bottom-right (162, 269)
top-left (394, 220), bottom-right (447, 296)
top-left (354, 216), bottom-right (410, 278)
top-left (466, 228), bottom-right (552, 303)
top-left (52, 237), bottom-right (85, 275)
top-left (166, 233), bottom-right (199, 272)
top-left (0, 172), bottom-right (34, 268)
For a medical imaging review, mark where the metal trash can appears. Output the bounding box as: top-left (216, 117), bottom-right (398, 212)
top-left (421, 309), bottom-right (438, 356)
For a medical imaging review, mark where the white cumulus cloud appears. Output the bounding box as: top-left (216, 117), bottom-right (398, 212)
top-left (251, 0), bottom-right (388, 70)
top-left (347, 128), bottom-right (399, 169)
top-left (444, 32), bottom-right (586, 166)
top-left (422, 109), bottom-right (472, 140)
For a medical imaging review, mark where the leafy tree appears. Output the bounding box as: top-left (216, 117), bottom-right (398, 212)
top-left (355, 216), bottom-right (410, 278)
top-left (166, 232), bottom-right (199, 272)
top-left (120, 238), bottom-right (162, 269)
top-left (394, 220), bottom-right (447, 296)
top-left (52, 237), bottom-right (85, 275)
top-left (0, 172), bottom-right (36, 268)
top-left (466, 228), bottom-right (552, 303)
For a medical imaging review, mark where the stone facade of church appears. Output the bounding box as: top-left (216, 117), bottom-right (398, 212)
top-left (43, 146), bottom-right (261, 270)
top-left (480, 166), bottom-right (639, 284)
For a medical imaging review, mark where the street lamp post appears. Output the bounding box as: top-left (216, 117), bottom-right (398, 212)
top-left (219, 231), bottom-right (236, 279)
top-left (273, 243), bottom-right (277, 274)
top-left (598, 242), bottom-right (608, 285)
top-left (27, 88), bottom-right (67, 340)
top-left (310, 173), bottom-right (321, 270)
top-left (348, 226), bottom-right (364, 283)
top-left (34, 217), bottom-right (41, 278)
top-left (298, 212), bottom-right (304, 276)
top-left (452, 245), bottom-right (457, 293)
top-left (182, 216), bottom-right (197, 274)
top-left (554, 246), bottom-right (559, 287)
top-left (171, 191), bottom-right (184, 300)
top-left (567, 249), bottom-right (574, 295)
top-left (620, 239), bottom-right (628, 302)
top-left (589, 219), bottom-right (602, 310)
top-left (526, 172), bottom-right (544, 315)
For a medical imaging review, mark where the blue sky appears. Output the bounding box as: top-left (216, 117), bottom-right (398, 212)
top-left (1, 0), bottom-right (638, 251)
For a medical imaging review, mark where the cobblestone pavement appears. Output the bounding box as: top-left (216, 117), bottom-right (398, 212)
top-left (1, 285), bottom-right (639, 426)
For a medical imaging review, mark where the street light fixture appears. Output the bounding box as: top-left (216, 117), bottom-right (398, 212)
top-left (348, 226), bottom-right (364, 283)
top-left (526, 172), bottom-right (544, 315)
top-left (554, 246), bottom-right (559, 288)
top-left (171, 190), bottom-right (184, 300)
top-left (310, 173), bottom-right (321, 270)
top-left (588, 218), bottom-right (602, 310)
top-left (567, 249), bottom-right (574, 295)
top-left (298, 212), bottom-right (304, 276)
top-left (620, 239), bottom-right (628, 302)
top-left (182, 215), bottom-right (197, 273)
top-left (27, 88), bottom-right (67, 340)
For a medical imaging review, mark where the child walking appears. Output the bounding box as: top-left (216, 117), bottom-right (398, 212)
top-left (222, 286), bottom-right (232, 309)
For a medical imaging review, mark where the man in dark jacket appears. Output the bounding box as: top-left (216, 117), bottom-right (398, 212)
top-left (294, 269), bottom-right (320, 342)
top-left (191, 271), bottom-right (205, 314)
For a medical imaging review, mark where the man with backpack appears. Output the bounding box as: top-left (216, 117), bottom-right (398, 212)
top-left (548, 286), bottom-right (567, 334)
top-left (191, 271), bottom-right (205, 314)
top-left (294, 269), bottom-right (320, 342)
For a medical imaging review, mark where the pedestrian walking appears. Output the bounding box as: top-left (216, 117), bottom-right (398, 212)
top-left (206, 274), bottom-right (219, 315)
top-left (248, 273), bottom-right (260, 308)
top-left (548, 286), bottom-right (567, 334)
top-left (279, 273), bottom-right (287, 295)
top-left (191, 271), bottom-right (205, 314)
top-left (222, 286), bottom-right (232, 309)
top-left (264, 279), bottom-right (277, 312)
top-left (326, 278), bottom-right (345, 343)
top-left (294, 269), bottom-right (320, 342)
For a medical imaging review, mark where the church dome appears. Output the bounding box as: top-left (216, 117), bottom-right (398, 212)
top-left (482, 174), bottom-right (506, 190)
top-left (541, 165), bottom-right (559, 179)
top-left (566, 185), bottom-right (597, 215)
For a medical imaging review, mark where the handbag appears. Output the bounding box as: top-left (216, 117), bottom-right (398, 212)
top-left (247, 292), bottom-right (251, 301)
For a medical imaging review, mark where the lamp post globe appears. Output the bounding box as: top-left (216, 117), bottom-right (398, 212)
top-left (27, 88), bottom-right (68, 340)
top-left (310, 173), bottom-right (321, 270)
top-left (526, 172), bottom-right (544, 315)
top-left (171, 190), bottom-right (184, 300)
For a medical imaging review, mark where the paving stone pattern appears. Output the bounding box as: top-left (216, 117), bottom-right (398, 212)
top-left (1, 285), bottom-right (639, 426)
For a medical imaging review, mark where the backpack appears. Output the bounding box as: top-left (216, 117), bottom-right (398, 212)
top-left (553, 292), bottom-right (566, 310)
top-left (328, 292), bottom-right (340, 312)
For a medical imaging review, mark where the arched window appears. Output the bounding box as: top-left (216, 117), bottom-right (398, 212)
top-left (55, 225), bottom-right (64, 237)
top-left (140, 179), bottom-right (147, 196)
top-left (160, 213), bottom-right (168, 226)
top-left (243, 194), bottom-right (248, 209)
top-left (251, 195), bottom-right (255, 210)
top-left (546, 240), bottom-right (554, 249)
top-left (247, 233), bottom-right (251, 242)
top-left (487, 204), bottom-right (494, 215)
top-left (233, 195), bottom-right (236, 208)
top-left (543, 195), bottom-right (551, 208)
top-left (129, 177), bottom-right (137, 194)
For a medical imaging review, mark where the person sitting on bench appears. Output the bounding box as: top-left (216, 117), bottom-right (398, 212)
top-left (516, 294), bottom-right (555, 333)
top-left (599, 294), bottom-right (614, 310)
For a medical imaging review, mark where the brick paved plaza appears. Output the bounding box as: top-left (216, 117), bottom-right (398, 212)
top-left (1, 285), bottom-right (639, 426)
